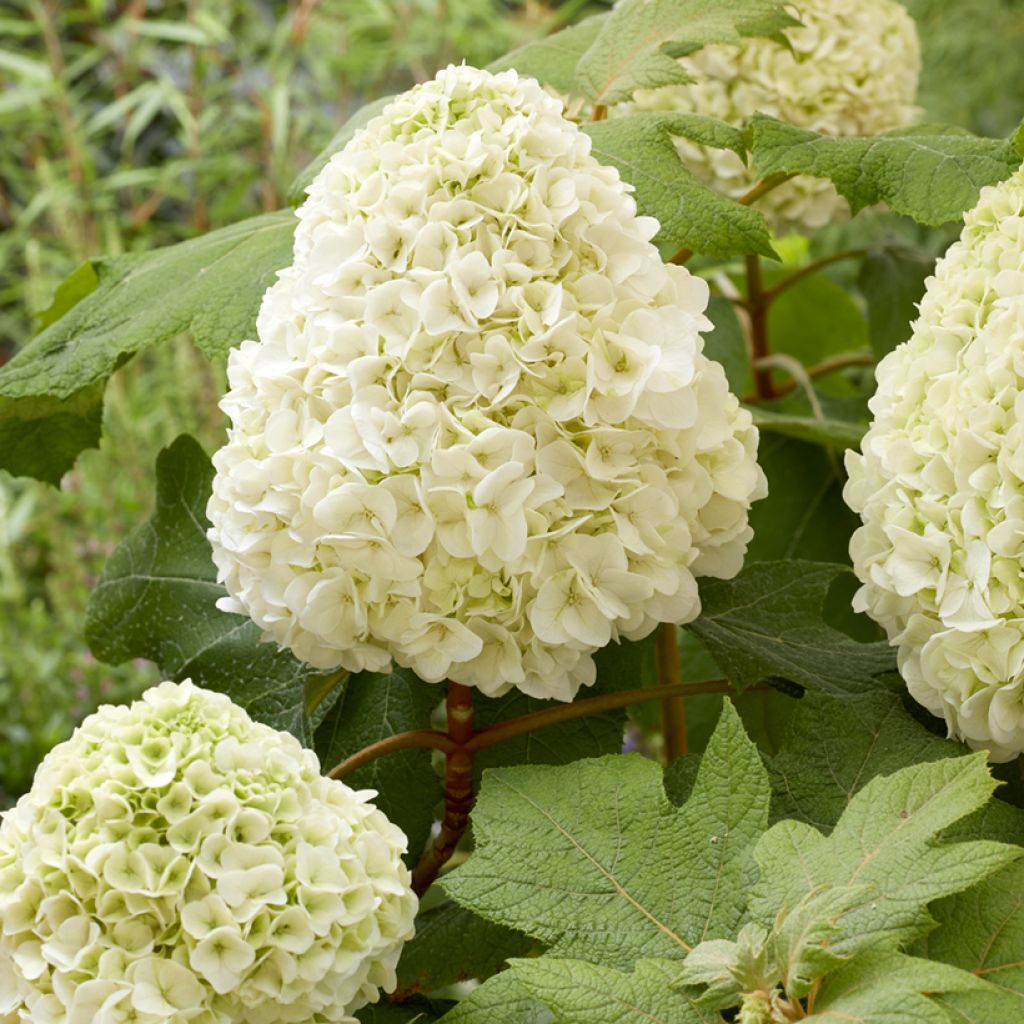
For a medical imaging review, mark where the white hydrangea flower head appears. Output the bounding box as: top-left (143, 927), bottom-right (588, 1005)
top-left (628, 0), bottom-right (921, 232)
top-left (845, 166), bottom-right (1024, 761)
top-left (207, 64), bottom-right (765, 702)
top-left (0, 680), bottom-right (418, 1023)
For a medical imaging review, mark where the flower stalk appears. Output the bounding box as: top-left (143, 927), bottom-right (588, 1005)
top-left (411, 683), bottom-right (476, 896)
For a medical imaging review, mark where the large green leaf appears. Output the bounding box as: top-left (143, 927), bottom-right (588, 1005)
top-left (437, 973), bottom-right (554, 1024)
top-left (748, 407), bottom-right (867, 450)
top-left (573, 0), bottom-right (795, 105)
top-left (744, 437), bottom-right (858, 564)
top-left (919, 860), bottom-right (1024, 1011)
top-left (686, 561), bottom-right (896, 697)
top-left (508, 958), bottom-right (704, 1024)
top-left (487, 17), bottom-right (604, 92)
top-left (396, 901), bottom-right (534, 997)
top-left (769, 689), bottom-right (963, 829)
top-left (584, 114), bottom-right (775, 260)
top-left (314, 667), bottom-right (444, 865)
top-left (85, 434), bottom-right (329, 741)
top-left (442, 702), bottom-right (769, 968)
top-left (751, 755), bottom-right (1022, 957)
top-left (749, 116), bottom-right (1023, 226)
top-left (0, 212), bottom-right (294, 482)
top-left (806, 952), bottom-right (997, 1024)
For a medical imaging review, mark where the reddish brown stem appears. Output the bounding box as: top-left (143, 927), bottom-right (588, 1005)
top-left (763, 249), bottom-right (866, 304)
top-left (657, 623), bottom-right (688, 762)
top-left (411, 683), bottom-right (475, 895)
top-left (327, 729), bottom-right (456, 778)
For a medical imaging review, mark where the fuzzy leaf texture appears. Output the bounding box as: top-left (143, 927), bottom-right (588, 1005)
top-left (686, 560), bottom-right (896, 697)
top-left (487, 16), bottom-right (604, 92)
top-left (85, 434), bottom-right (329, 741)
top-left (442, 701), bottom-right (770, 968)
top-left (573, 0), bottom-right (797, 105)
top-left (583, 114), bottom-right (776, 259)
top-left (749, 116), bottom-right (1024, 226)
top-left (0, 212), bottom-right (294, 483)
top-left (751, 754), bottom-right (1023, 958)
top-left (508, 958), bottom-right (706, 1024)
top-left (769, 689), bottom-right (964, 830)
top-left (917, 859), bottom-right (1024, 1016)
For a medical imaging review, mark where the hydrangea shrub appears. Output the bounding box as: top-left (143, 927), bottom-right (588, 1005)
top-left (0, 681), bottom-right (417, 1023)
top-left (4, 1), bottom-right (1024, 1021)
top-left (628, 0), bottom-right (921, 231)
top-left (847, 167), bottom-right (1024, 761)
top-left (207, 65), bottom-right (766, 702)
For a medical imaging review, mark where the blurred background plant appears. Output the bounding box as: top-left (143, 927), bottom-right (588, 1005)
top-left (0, 0), bottom-right (1019, 803)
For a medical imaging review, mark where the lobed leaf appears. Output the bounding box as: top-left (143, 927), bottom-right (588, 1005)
top-left (442, 702), bottom-right (770, 968)
top-left (509, 958), bottom-right (704, 1024)
top-left (437, 972), bottom-right (554, 1024)
top-left (584, 114), bottom-right (776, 260)
top-left (487, 17), bottom-right (604, 93)
top-left (769, 689), bottom-right (964, 830)
top-left (752, 754), bottom-right (1023, 957)
top-left (396, 901), bottom-right (534, 997)
top-left (84, 434), bottom-right (328, 742)
top-left (573, 0), bottom-right (796, 106)
top-left (749, 116), bottom-right (1023, 226)
top-left (919, 860), bottom-right (1024, 1011)
top-left (0, 212), bottom-right (294, 482)
top-left (687, 560), bottom-right (896, 697)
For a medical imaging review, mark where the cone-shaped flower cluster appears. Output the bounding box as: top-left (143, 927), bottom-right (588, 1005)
top-left (629, 0), bottom-right (920, 232)
top-left (207, 65), bottom-right (765, 701)
top-left (846, 167), bottom-right (1024, 761)
top-left (0, 681), bottom-right (417, 1023)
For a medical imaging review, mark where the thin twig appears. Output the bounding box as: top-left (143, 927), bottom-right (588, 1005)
top-left (763, 249), bottom-right (866, 304)
top-left (749, 352), bottom-right (876, 401)
top-left (411, 683), bottom-right (475, 895)
top-left (328, 729), bottom-right (457, 778)
top-left (657, 623), bottom-right (687, 762)
top-left (466, 678), bottom-right (746, 754)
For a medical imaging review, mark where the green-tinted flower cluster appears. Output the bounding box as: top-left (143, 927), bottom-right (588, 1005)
top-left (0, 680), bottom-right (417, 1023)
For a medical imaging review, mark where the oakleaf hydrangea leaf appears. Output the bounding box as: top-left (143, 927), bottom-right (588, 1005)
top-left (487, 16), bottom-right (604, 92)
top-left (442, 701), bottom-right (769, 968)
top-left (769, 689), bottom-right (964, 829)
top-left (918, 860), bottom-right (1024, 1012)
top-left (749, 115), bottom-right (1023, 226)
top-left (583, 114), bottom-right (776, 259)
top-left (573, 0), bottom-right (796, 106)
top-left (751, 754), bottom-right (1023, 957)
top-left (395, 901), bottom-right (534, 997)
top-left (85, 434), bottom-right (330, 740)
top-left (686, 561), bottom-right (896, 697)
top-left (437, 973), bottom-right (554, 1024)
top-left (0, 212), bottom-right (294, 482)
top-left (508, 958), bottom-right (704, 1024)
top-left (806, 951), bottom-right (995, 1023)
